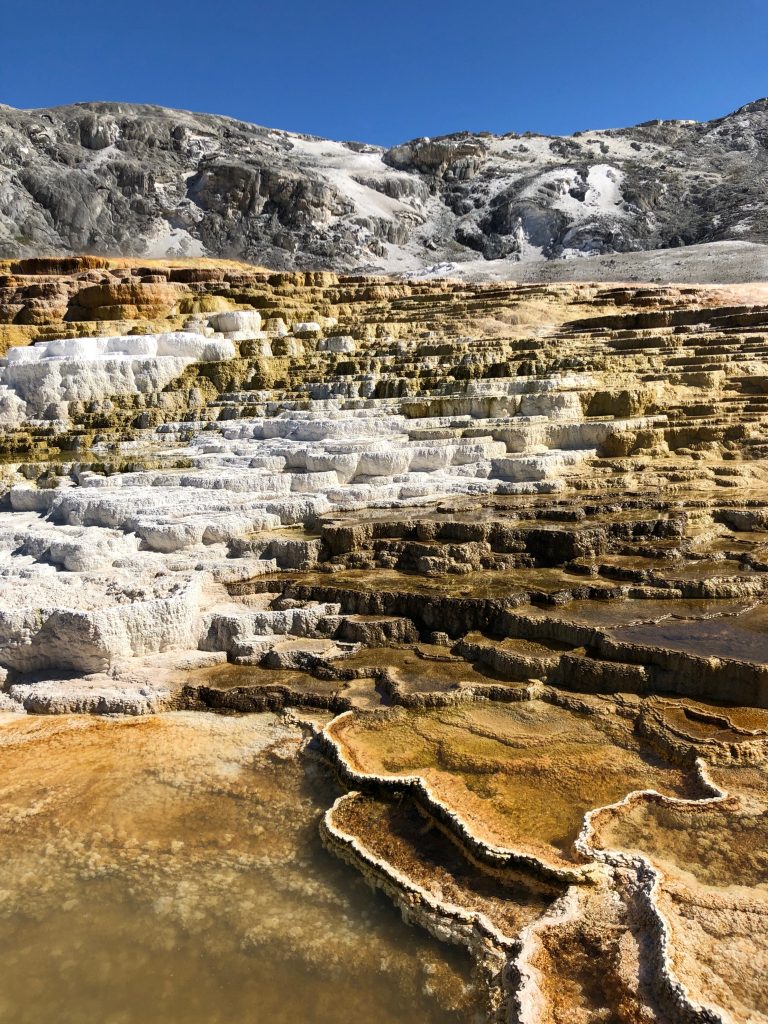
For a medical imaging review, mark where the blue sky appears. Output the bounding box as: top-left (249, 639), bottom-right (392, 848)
top-left (2, 0), bottom-right (767, 145)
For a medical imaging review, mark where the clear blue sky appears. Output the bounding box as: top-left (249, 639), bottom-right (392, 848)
top-left (2, 0), bottom-right (767, 145)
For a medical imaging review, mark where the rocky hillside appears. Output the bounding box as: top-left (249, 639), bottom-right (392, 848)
top-left (2, 99), bottom-right (768, 277)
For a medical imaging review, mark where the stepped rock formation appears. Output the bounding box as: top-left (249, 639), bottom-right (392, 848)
top-left (0, 256), bottom-right (766, 1023)
top-left (4, 100), bottom-right (768, 280)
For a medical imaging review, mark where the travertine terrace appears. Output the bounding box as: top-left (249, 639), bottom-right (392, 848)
top-left (0, 256), bottom-right (767, 1023)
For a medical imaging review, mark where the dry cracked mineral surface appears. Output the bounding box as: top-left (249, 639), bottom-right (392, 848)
top-left (0, 255), bottom-right (766, 1023)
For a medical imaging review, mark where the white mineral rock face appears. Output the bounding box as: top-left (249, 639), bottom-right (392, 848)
top-left (317, 336), bottom-right (357, 353)
top-left (0, 569), bottom-right (202, 674)
top-left (0, 332), bottom-right (236, 422)
top-left (208, 310), bottom-right (262, 335)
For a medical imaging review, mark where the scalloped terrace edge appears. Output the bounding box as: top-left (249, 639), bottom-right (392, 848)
top-left (310, 704), bottom-right (738, 1024)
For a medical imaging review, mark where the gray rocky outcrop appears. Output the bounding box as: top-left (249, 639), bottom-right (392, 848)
top-left (4, 100), bottom-right (768, 276)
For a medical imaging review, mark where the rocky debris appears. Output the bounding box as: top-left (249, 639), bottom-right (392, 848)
top-left (4, 100), bottom-right (768, 277)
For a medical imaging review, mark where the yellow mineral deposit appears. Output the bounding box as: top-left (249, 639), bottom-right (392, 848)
top-left (325, 701), bottom-right (696, 868)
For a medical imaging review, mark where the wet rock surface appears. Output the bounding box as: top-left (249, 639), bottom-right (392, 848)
top-left (0, 259), bottom-right (766, 1022)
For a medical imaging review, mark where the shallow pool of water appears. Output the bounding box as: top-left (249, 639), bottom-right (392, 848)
top-left (613, 606), bottom-right (768, 664)
top-left (329, 701), bottom-right (695, 866)
top-left (0, 711), bottom-right (480, 1024)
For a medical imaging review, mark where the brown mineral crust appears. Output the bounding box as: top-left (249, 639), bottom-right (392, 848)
top-left (323, 788), bottom-right (566, 1022)
top-left (588, 764), bottom-right (768, 1023)
top-left (232, 564), bottom-right (768, 707)
top-left (330, 791), bottom-right (562, 939)
top-left (636, 696), bottom-right (768, 766)
top-left (525, 880), bottom-right (671, 1024)
top-left (181, 663), bottom-right (352, 713)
